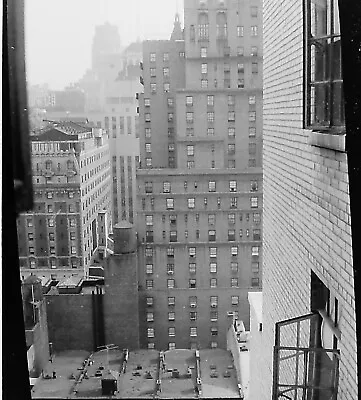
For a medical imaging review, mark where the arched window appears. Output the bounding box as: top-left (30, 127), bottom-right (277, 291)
top-left (216, 12), bottom-right (227, 39)
top-left (198, 13), bottom-right (209, 40)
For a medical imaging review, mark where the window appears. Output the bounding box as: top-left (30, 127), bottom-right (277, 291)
top-left (167, 98), bottom-right (174, 108)
top-left (146, 279), bottom-right (154, 289)
top-left (201, 79), bottom-right (208, 89)
top-left (168, 143), bottom-right (175, 152)
top-left (146, 297), bottom-right (154, 307)
top-left (237, 46), bottom-right (244, 56)
top-left (187, 262), bottom-right (196, 274)
top-left (251, 26), bottom-right (258, 36)
top-left (163, 67), bottom-right (170, 77)
top-left (167, 264), bottom-right (175, 275)
top-left (251, 6), bottom-right (258, 16)
top-left (179, 51), bottom-right (185, 58)
top-left (167, 247), bottom-right (175, 258)
top-left (195, 213), bottom-right (200, 222)
top-left (231, 262), bottom-right (238, 273)
top-left (228, 160), bottom-right (236, 169)
top-left (201, 47), bottom-right (207, 57)
top-left (252, 246), bottom-right (260, 256)
top-left (207, 112), bottom-right (214, 123)
top-left (164, 83), bottom-right (170, 93)
top-left (211, 327), bottom-right (218, 336)
top-left (207, 95), bottom-right (214, 106)
top-left (168, 327), bottom-right (176, 337)
top-left (147, 328), bottom-right (155, 338)
top-left (190, 327), bottom-right (197, 337)
top-left (231, 246), bottom-right (238, 256)
top-left (251, 197), bottom-right (258, 208)
top-left (29, 246), bottom-right (35, 255)
top-left (48, 218), bottom-right (54, 228)
top-left (163, 52), bottom-right (169, 62)
top-left (208, 181), bottom-right (216, 192)
top-left (208, 230), bottom-right (216, 242)
top-left (189, 279), bottom-right (197, 289)
top-left (168, 113), bottom-right (174, 122)
top-left (150, 83), bottom-right (156, 93)
top-left (166, 198), bottom-right (174, 210)
top-left (249, 111), bottom-right (256, 122)
top-left (237, 26), bottom-right (244, 37)
top-left (231, 296), bottom-right (239, 306)
top-left (226, 128), bottom-right (235, 139)
top-left (145, 143), bottom-right (152, 153)
top-left (210, 263), bottom-right (217, 273)
top-left (188, 198), bottom-right (195, 209)
top-left (228, 144), bottom-right (236, 155)
top-left (228, 213), bottom-right (236, 225)
top-left (201, 63), bottom-right (208, 74)
top-left (147, 312), bottom-right (154, 322)
top-left (230, 197), bottom-right (238, 209)
top-left (170, 231), bottom-right (177, 242)
top-left (231, 278), bottom-right (239, 288)
top-left (207, 128), bottom-right (214, 136)
top-left (210, 278), bottom-right (217, 288)
top-left (27, 218), bottom-right (33, 228)
top-left (187, 145), bottom-right (195, 156)
top-left (47, 191), bottom-right (53, 199)
top-left (249, 95), bottom-right (256, 105)
top-left (168, 312), bottom-right (175, 321)
top-left (238, 79), bottom-right (245, 89)
top-left (253, 213), bottom-right (261, 224)
top-left (210, 296), bottom-right (218, 307)
top-left (145, 128), bottom-right (151, 138)
top-left (146, 215), bottom-right (154, 227)
top-left (150, 53), bottom-right (156, 62)
top-left (189, 296), bottom-right (197, 307)
top-left (186, 96), bottom-right (193, 106)
top-left (167, 279), bottom-right (175, 289)
top-left (189, 247), bottom-right (196, 258)
top-left (305, 0), bottom-right (344, 129)
top-left (146, 230), bottom-right (154, 243)
top-left (239, 229), bottom-right (243, 238)
top-left (144, 98), bottom-right (151, 107)
top-left (168, 296), bottom-right (175, 306)
top-left (190, 311), bottom-right (197, 321)
top-left (208, 214), bottom-right (216, 226)
top-left (251, 46), bottom-right (258, 56)
top-left (252, 262), bottom-right (260, 273)
top-left (228, 229), bottom-right (236, 241)
top-left (187, 127), bottom-right (194, 136)
top-left (145, 182), bottom-right (153, 193)
top-left (252, 62), bottom-right (258, 74)
top-left (145, 247), bottom-right (153, 257)
top-left (186, 112), bottom-right (194, 123)
top-left (209, 247), bottom-right (217, 258)
top-left (146, 264), bottom-right (153, 274)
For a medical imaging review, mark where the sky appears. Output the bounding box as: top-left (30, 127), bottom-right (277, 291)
top-left (25, 0), bottom-right (184, 90)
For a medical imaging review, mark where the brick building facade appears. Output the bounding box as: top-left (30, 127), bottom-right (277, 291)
top-left (249, 0), bottom-right (357, 398)
top-left (137, 0), bottom-right (263, 351)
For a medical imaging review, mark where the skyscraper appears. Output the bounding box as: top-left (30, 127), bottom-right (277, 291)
top-left (137, 0), bottom-right (263, 350)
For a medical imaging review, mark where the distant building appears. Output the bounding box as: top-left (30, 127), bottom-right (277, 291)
top-left (17, 122), bottom-right (112, 280)
top-left (136, 1), bottom-right (263, 351)
top-left (248, 0), bottom-right (357, 399)
top-left (47, 86), bottom-right (86, 113)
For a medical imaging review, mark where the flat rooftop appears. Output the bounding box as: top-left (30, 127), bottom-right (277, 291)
top-left (31, 348), bottom-right (239, 399)
top-left (199, 349), bottom-right (239, 398)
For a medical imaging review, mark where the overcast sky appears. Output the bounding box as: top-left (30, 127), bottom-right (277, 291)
top-left (25, 0), bottom-right (184, 89)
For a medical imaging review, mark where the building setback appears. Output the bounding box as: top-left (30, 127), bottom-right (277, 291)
top-left (137, 0), bottom-right (263, 351)
top-left (17, 122), bottom-right (112, 280)
top-left (248, 0), bottom-right (358, 399)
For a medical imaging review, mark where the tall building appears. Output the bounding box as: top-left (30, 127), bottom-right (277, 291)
top-left (248, 0), bottom-right (358, 399)
top-left (137, 0), bottom-right (263, 351)
top-left (17, 122), bottom-right (112, 280)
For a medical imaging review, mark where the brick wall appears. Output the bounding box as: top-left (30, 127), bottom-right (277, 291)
top-left (258, 0), bottom-right (357, 398)
top-left (46, 294), bottom-right (94, 352)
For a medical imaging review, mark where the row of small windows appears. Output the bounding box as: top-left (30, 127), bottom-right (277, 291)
top-left (145, 245), bottom-right (260, 258)
top-left (145, 277), bottom-right (254, 289)
top-left (144, 126), bottom-right (256, 139)
top-left (158, 196), bottom-right (259, 210)
top-left (146, 295), bottom-right (240, 309)
top-left (145, 261), bottom-right (260, 275)
top-left (149, 52), bottom-right (185, 63)
top-left (190, 24), bottom-right (259, 42)
top-left (28, 245), bottom-right (78, 256)
top-left (186, 110), bottom-right (256, 123)
top-left (26, 258), bottom-right (78, 270)
top-left (26, 216), bottom-right (77, 228)
top-left (144, 180), bottom-right (258, 193)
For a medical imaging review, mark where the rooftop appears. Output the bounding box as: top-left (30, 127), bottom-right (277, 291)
top-left (31, 349), bottom-right (239, 398)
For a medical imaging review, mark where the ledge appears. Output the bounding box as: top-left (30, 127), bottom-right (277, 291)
top-left (308, 131), bottom-right (346, 152)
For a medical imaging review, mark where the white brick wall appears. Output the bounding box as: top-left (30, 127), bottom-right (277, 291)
top-left (254, 0), bottom-right (358, 398)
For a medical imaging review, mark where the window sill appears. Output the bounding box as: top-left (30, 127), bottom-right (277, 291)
top-left (308, 130), bottom-right (346, 152)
